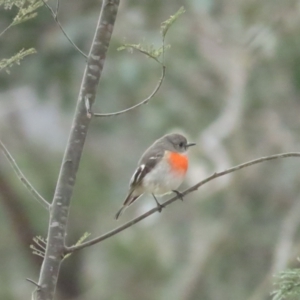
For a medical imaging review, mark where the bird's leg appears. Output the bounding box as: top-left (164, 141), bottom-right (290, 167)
top-left (152, 194), bottom-right (165, 212)
top-left (172, 190), bottom-right (184, 201)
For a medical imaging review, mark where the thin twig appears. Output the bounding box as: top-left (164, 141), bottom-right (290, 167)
top-left (93, 65), bottom-right (166, 117)
top-left (65, 152), bottom-right (300, 254)
top-left (0, 23), bottom-right (13, 38)
top-left (0, 139), bottom-right (50, 210)
top-left (55, 0), bottom-right (60, 16)
top-left (34, 236), bottom-right (47, 250)
top-left (41, 0), bottom-right (87, 58)
top-left (26, 278), bottom-right (41, 289)
top-left (32, 251), bottom-right (45, 258)
top-left (93, 27), bottom-right (167, 118)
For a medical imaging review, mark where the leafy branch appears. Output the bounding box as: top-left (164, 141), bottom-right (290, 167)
top-left (272, 267), bottom-right (300, 300)
top-left (161, 6), bottom-right (185, 38)
top-left (0, 0), bottom-right (43, 36)
top-left (63, 232), bottom-right (90, 260)
top-left (30, 236), bottom-right (47, 258)
top-left (0, 0), bottom-right (41, 72)
top-left (0, 48), bottom-right (36, 73)
top-left (12, 0), bottom-right (43, 26)
top-left (93, 6), bottom-right (185, 118)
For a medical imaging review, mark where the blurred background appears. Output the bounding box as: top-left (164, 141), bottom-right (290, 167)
top-left (1, 0), bottom-right (300, 299)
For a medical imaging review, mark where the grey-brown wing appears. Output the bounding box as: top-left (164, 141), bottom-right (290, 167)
top-left (129, 147), bottom-right (164, 188)
top-left (139, 140), bottom-right (165, 166)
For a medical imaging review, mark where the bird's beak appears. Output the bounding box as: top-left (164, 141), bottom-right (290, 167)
top-left (186, 142), bottom-right (196, 148)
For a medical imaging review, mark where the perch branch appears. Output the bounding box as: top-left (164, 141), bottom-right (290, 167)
top-left (65, 152), bottom-right (300, 254)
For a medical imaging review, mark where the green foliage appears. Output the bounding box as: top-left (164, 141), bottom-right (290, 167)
top-left (30, 233), bottom-right (91, 260)
top-left (0, 48), bottom-right (36, 73)
top-left (11, 0), bottom-right (43, 26)
top-left (160, 6), bottom-right (185, 38)
top-left (0, 0), bottom-right (41, 71)
top-left (117, 44), bottom-right (170, 63)
top-left (63, 232), bottom-right (91, 260)
top-left (0, 0), bottom-right (24, 9)
top-left (272, 268), bottom-right (300, 300)
top-left (117, 6), bottom-right (184, 64)
top-left (0, 0), bottom-right (43, 25)
top-left (30, 236), bottom-right (46, 258)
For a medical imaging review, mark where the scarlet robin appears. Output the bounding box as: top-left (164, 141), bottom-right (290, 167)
top-left (115, 133), bottom-right (195, 219)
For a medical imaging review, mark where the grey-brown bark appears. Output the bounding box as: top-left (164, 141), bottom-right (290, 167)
top-left (36, 1), bottom-right (120, 299)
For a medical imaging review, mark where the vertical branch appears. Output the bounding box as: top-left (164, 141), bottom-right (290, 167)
top-left (36, 1), bottom-right (120, 299)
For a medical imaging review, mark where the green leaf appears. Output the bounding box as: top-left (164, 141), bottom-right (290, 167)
top-left (117, 43), bottom-right (165, 63)
top-left (0, 48), bottom-right (36, 73)
top-left (160, 6), bottom-right (185, 38)
top-left (12, 0), bottom-right (43, 26)
top-left (118, 7), bottom-right (184, 64)
top-left (0, 0), bottom-right (24, 9)
top-left (272, 269), bottom-right (300, 300)
top-left (63, 232), bottom-right (91, 260)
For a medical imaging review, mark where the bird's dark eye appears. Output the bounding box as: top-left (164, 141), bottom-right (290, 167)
top-left (179, 142), bottom-right (184, 148)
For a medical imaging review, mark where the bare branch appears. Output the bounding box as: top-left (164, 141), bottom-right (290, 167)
top-left (93, 65), bottom-right (166, 117)
top-left (0, 23), bottom-right (13, 37)
top-left (41, 0), bottom-right (87, 58)
top-left (26, 278), bottom-right (41, 289)
top-left (0, 139), bottom-right (50, 210)
top-left (36, 1), bottom-right (120, 299)
top-left (65, 152), bottom-right (300, 254)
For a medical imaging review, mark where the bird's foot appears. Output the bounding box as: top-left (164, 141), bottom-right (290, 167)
top-left (172, 190), bottom-right (184, 201)
top-left (152, 194), bottom-right (165, 213)
top-left (156, 202), bottom-right (165, 213)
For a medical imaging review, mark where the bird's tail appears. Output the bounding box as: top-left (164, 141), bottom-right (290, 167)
top-left (114, 192), bottom-right (141, 220)
top-left (114, 205), bottom-right (127, 220)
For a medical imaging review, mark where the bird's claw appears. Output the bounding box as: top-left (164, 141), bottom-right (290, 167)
top-left (172, 190), bottom-right (184, 201)
top-left (157, 203), bottom-right (165, 213)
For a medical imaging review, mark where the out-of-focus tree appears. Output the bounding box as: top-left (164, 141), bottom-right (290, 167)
top-left (1, 0), bottom-right (300, 300)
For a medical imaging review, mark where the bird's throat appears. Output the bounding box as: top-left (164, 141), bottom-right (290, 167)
top-left (168, 152), bottom-right (188, 173)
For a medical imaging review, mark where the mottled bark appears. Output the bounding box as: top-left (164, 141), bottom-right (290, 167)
top-left (36, 1), bottom-right (120, 299)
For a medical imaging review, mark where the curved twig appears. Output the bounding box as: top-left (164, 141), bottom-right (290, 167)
top-left (93, 65), bottom-right (166, 117)
top-left (0, 139), bottom-right (50, 210)
top-left (41, 0), bottom-right (87, 59)
top-left (65, 152), bottom-right (300, 254)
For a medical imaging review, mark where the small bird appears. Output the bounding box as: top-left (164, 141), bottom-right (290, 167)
top-left (115, 133), bottom-right (195, 219)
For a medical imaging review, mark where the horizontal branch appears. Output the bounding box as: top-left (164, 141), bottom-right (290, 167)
top-left (93, 65), bottom-right (166, 117)
top-left (65, 152), bottom-right (300, 254)
top-left (0, 139), bottom-right (50, 210)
